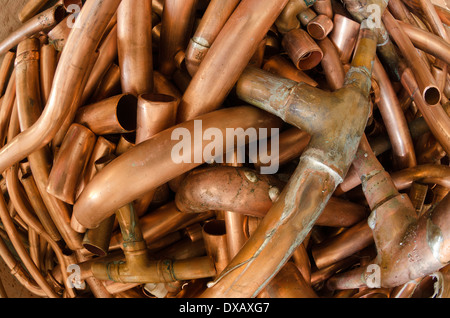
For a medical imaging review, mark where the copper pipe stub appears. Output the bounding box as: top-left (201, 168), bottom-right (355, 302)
top-left (282, 28), bottom-right (324, 70)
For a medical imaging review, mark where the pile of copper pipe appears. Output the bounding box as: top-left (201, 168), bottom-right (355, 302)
top-left (0, 0), bottom-right (448, 299)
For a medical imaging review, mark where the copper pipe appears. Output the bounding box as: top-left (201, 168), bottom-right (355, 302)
top-left (117, 0), bottom-right (153, 96)
top-left (202, 219), bottom-right (230, 276)
top-left (47, 16), bottom-right (72, 51)
top-left (291, 242), bottom-right (312, 284)
top-left (398, 20), bottom-right (450, 67)
top-left (329, 14), bottom-right (361, 64)
top-left (0, 0), bottom-right (121, 177)
top-left (72, 106), bottom-right (282, 232)
top-left (153, 71), bottom-right (182, 100)
top-left (202, 27), bottom-right (377, 297)
top-left (317, 37), bottom-right (345, 91)
top-left (91, 64), bottom-right (122, 103)
top-left (176, 0), bottom-right (289, 123)
top-left (262, 55), bottom-right (318, 87)
top-left (159, 0), bottom-right (198, 77)
top-left (75, 94), bottom-right (138, 136)
top-left (114, 133), bottom-right (135, 157)
top-left (47, 124), bottom-right (96, 205)
top-left (0, 51), bottom-right (15, 97)
top-left (0, 69), bottom-right (15, 146)
top-left (260, 262), bottom-right (318, 298)
top-left (224, 211), bottom-right (246, 260)
top-left (275, 0), bottom-right (312, 34)
top-left (185, 0), bottom-right (240, 76)
top-left (40, 43), bottom-right (57, 105)
top-left (81, 25), bottom-right (118, 106)
top-left (373, 57), bottom-right (417, 169)
top-left (0, 4), bottom-right (66, 56)
top-left (313, 0), bottom-right (333, 19)
top-left (82, 215), bottom-right (115, 257)
top-left (282, 28), bottom-right (324, 71)
top-left (19, 0), bottom-right (52, 22)
top-left (298, 8), bottom-right (317, 26)
top-left (307, 15), bottom-right (334, 40)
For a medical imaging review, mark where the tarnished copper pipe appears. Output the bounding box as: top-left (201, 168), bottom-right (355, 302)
top-left (75, 94), bottom-right (138, 136)
top-left (185, 0), bottom-right (240, 76)
top-left (47, 16), bottom-right (72, 51)
top-left (282, 29), bottom-right (324, 71)
top-left (275, 0), bottom-right (313, 34)
top-left (47, 124), bottom-right (96, 205)
top-left (176, 0), bottom-right (290, 123)
top-left (159, 0), bottom-right (198, 77)
top-left (0, 51), bottom-right (15, 97)
top-left (0, 4), bottom-right (66, 56)
top-left (117, 0), bottom-right (153, 96)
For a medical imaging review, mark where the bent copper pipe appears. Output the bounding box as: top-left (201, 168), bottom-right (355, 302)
top-left (185, 0), bottom-right (240, 76)
top-left (0, 4), bottom-right (66, 56)
top-left (201, 27), bottom-right (377, 298)
top-left (72, 106), bottom-right (282, 232)
top-left (117, 0), bottom-right (153, 96)
top-left (159, 0), bottom-right (198, 77)
top-left (176, 0), bottom-right (290, 123)
top-left (275, 0), bottom-right (314, 34)
top-left (75, 94), bottom-right (138, 136)
top-left (0, 0), bottom-right (121, 176)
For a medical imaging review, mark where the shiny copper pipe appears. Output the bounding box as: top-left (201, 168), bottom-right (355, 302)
top-left (317, 37), bottom-right (345, 91)
top-left (373, 57), bottom-right (417, 169)
top-left (176, 0), bottom-right (289, 123)
top-left (202, 28), bottom-right (377, 297)
top-left (282, 28), bottom-right (324, 71)
top-left (159, 0), bottom-right (198, 77)
top-left (0, 51), bottom-right (15, 97)
top-left (262, 55), bottom-right (318, 87)
top-left (81, 25), bottom-right (118, 106)
top-left (39, 43), bottom-right (57, 105)
top-left (91, 64), bottom-right (122, 103)
top-left (0, 4), bottom-right (66, 56)
top-left (202, 219), bottom-right (230, 276)
top-left (117, 0), bottom-right (153, 96)
top-left (72, 106), bottom-right (282, 232)
top-left (0, 0), bottom-right (121, 177)
top-left (75, 94), bottom-right (138, 136)
top-left (18, 0), bottom-right (52, 23)
top-left (47, 124), bottom-right (96, 205)
top-left (153, 71), bottom-right (182, 100)
top-left (259, 262), bottom-right (318, 298)
top-left (185, 0), bottom-right (240, 76)
top-left (329, 14), bottom-right (361, 64)
top-left (307, 15), bottom-right (334, 40)
top-left (0, 69), bottom-right (15, 146)
top-left (398, 20), bottom-right (450, 67)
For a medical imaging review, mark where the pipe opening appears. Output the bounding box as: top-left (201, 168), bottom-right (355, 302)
top-left (116, 95), bottom-right (138, 132)
top-left (307, 24), bottom-right (326, 40)
top-left (140, 93), bottom-right (178, 104)
top-left (203, 220), bottom-right (226, 237)
top-left (297, 50), bottom-right (323, 70)
top-left (54, 5), bottom-right (68, 24)
top-left (424, 86), bottom-right (441, 106)
top-left (82, 242), bottom-right (107, 257)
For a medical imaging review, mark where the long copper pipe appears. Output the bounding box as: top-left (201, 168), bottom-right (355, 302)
top-left (0, 69), bottom-right (15, 146)
top-left (39, 43), bottom-right (57, 105)
top-left (176, 0), bottom-right (290, 123)
top-left (18, 0), bottom-right (52, 23)
top-left (159, 0), bottom-right (198, 77)
top-left (184, 0), bottom-right (240, 76)
top-left (0, 4), bottom-right (66, 56)
top-left (117, 0), bottom-right (153, 96)
top-left (0, 51), bottom-right (15, 97)
top-left (201, 27), bottom-right (377, 297)
top-left (0, 0), bottom-right (121, 175)
top-left (72, 106), bottom-right (282, 232)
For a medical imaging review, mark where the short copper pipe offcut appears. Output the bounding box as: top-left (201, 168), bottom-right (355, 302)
top-left (202, 219), bottom-right (230, 277)
top-left (262, 55), bottom-right (318, 87)
top-left (282, 29), bottom-right (324, 71)
top-left (307, 15), bottom-right (334, 40)
top-left (329, 14), bottom-right (361, 64)
top-left (75, 94), bottom-right (138, 136)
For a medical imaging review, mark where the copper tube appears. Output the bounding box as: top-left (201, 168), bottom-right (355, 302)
top-left (81, 25), bottom-right (118, 106)
top-left (313, 0), bottom-right (333, 19)
top-left (176, 0), bottom-right (290, 123)
top-left (275, 0), bottom-right (312, 34)
top-left (184, 0), bottom-right (240, 76)
top-left (185, 223), bottom-right (204, 243)
top-left (19, 0), bottom-right (52, 23)
top-left (82, 215), bottom-right (115, 257)
top-left (282, 28), bottom-right (324, 70)
top-left (398, 20), bottom-right (450, 67)
top-left (373, 57), bottom-right (417, 169)
top-left (47, 16), bottom-right (72, 51)
top-left (40, 43), bottom-right (57, 105)
top-left (75, 94), bottom-right (138, 136)
top-left (382, 10), bottom-right (441, 106)
top-left (317, 37), bottom-right (345, 91)
top-left (224, 211), bottom-right (246, 260)
top-left (298, 8), bottom-right (317, 26)
top-left (72, 106), bottom-right (282, 232)
top-left (117, 0), bottom-right (153, 96)
top-left (0, 51), bottom-right (15, 97)
top-left (201, 28), bottom-right (377, 297)
top-left (47, 124), bottom-right (96, 205)
top-left (155, 237), bottom-right (206, 261)
top-left (389, 164), bottom-right (450, 190)
top-left (91, 63), bottom-right (122, 103)
top-left (291, 243), bottom-right (312, 284)
top-left (261, 262), bottom-right (318, 298)
top-left (0, 4), bottom-right (66, 56)
top-left (115, 133), bottom-right (135, 156)
top-left (0, 0), bottom-right (121, 179)
top-left (311, 220), bottom-right (373, 269)
top-left (159, 0), bottom-right (198, 77)
top-left (20, 172), bottom-right (61, 242)
top-left (202, 219), bottom-right (230, 276)
top-left (310, 256), bottom-right (359, 287)
top-left (307, 15), bottom-right (334, 40)
top-left (262, 55), bottom-right (318, 87)
top-left (418, 0), bottom-right (449, 43)
top-left (329, 14), bottom-right (361, 64)
top-left (0, 69), bottom-right (16, 146)
top-left (153, 71), bottom-right (182, 100)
